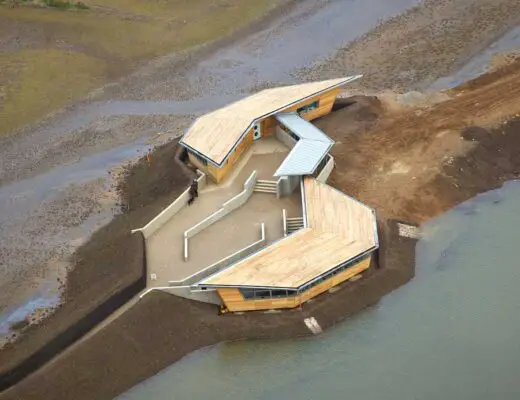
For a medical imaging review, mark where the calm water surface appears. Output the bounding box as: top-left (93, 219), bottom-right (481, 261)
top-left (120, 181), bottom-right (520, 400)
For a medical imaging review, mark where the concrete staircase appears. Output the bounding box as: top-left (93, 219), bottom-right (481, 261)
top-left (254, 179), bottom-right (277, 195)
top-left (286, 216), bottom-right (304, 234)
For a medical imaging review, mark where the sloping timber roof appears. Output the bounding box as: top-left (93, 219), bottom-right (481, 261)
top-left (180, 75), bottom-right (362, 166)
top-left (274, 113), bottom-right (334, 176)
top-left (198, 177), bottom-right (378, 289)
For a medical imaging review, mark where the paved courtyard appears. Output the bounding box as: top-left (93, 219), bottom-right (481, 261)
top-left (146, 140), bottom-right (303, 287)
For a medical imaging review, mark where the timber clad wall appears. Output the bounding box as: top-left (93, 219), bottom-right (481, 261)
top-left (261, 116), bottom-right (278, 137)
top-left (209, 128), bottom-right (254, 182)
top-left (285, 89), bottom-right (340, 121)
top-left (217, 254), bottom-right (372, 312)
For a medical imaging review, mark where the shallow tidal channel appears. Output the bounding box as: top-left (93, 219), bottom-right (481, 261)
top-left (120, 181), bottom-right (520, 400)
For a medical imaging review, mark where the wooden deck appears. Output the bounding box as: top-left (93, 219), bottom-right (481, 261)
top-left (200, 178), bottom-right (377, 288)
top-left (181, 76), bottom-right (361, 164)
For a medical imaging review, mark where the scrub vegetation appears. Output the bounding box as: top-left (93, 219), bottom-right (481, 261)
top-left (0, 0), bottom-right (285, 135)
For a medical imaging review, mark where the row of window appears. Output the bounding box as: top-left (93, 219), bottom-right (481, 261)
top-left (238, 254), bottom-right (371, 300)
top-left (240, 288), bottom-right (297, 300)
top-left (299, 254), bottom-right (370, 292)
top-left (297, 100), bottom-right (319, 115)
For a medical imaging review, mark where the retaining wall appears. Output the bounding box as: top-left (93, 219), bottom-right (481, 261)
top-left (316, 154), bottom-right (335, 183)
top-left (132, 170), bottom-right (206, 239)
top-left (140, 286), bottom-right (221, 305)
top-left (275, 126), bottom-right (297, 149)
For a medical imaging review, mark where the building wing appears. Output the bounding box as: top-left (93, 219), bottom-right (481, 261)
top-left (197, 177), bottom-right (378, 289)
top-left (180, 76), bottom-right (361, 165)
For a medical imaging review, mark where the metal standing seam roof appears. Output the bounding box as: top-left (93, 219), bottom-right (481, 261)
top-left (273, 113), bottom-right (334, 177)
top-left (179, 75), bottom-right (362, 165)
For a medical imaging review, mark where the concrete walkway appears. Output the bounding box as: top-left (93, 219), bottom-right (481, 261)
top-left (147, 150), bottom-right (302, 287)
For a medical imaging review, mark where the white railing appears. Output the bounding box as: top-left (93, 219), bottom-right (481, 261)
top-left (131, 170), bottom-right (206, 239)
top-left (171, 222), bottom-right (265, 286)
top-left (282, 209), bottom-right (287, 237)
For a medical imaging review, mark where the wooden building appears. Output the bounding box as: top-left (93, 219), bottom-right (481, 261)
top-left (180, 76), bottom-right (361, 182)
top-left (140, 75), bottom-right (379, 313)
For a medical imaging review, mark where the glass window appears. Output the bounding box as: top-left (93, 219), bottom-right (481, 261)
top-left (297, 100), bottom-right (319, 115)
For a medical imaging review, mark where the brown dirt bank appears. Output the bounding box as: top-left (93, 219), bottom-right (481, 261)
top-left (0, 141), bottom-right (192, 386)
top-left (4, 58), bottom-right (520, 399)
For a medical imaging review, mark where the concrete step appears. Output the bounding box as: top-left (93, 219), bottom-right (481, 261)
top-left (287, 222), bottom-right (304, 227)
top-left (254, 184), bottom-right (277, 190)
top-left (254, 180), bottom-right (277, 194)
top-left (254, 187), bottom-right (277, 193)
top-left (286, 216), bottom-right (304, 234)
top-left (256, 179), bottom-right (277, 185)
top-left (254, 184), bottom-right (277, 189)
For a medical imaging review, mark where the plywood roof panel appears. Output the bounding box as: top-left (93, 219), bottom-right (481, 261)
top-left (180, 76), bottom-right (362, 164)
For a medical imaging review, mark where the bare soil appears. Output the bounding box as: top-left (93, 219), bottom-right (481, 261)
top-left (3, 58), bottom-right (520, 399)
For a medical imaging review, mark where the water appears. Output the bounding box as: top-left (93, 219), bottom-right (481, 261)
top-left (429, 25), bottom-right (520, 90)
top-left (120, 181), bottom-right (520, 400)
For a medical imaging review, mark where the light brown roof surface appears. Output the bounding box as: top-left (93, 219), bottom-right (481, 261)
top-left (180, 76), bottom-right (361, 165)
top-left (199, 177), bottom-right (377, 288)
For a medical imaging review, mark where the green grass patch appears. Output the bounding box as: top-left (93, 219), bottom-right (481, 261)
top-left (0, 50), bottom-right (105, 136)
top-left (0, 0), bottom-right (287, 135)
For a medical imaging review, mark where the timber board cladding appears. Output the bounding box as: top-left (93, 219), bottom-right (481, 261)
top-left (217, 255), bottom-right (372, 312)
top-left (207, 128), bottom-right (254, 182)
